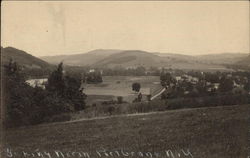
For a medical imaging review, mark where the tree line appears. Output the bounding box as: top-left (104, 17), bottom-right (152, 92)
top-left (160, 71), bottom-right (250, 100)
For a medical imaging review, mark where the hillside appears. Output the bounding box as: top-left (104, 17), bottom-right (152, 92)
top-left (93, 50), bottom-right (226, 70)
top-left (40, 49), bottom-right (249, 70)
top-left (41, 49), bottom-right (123, 66)
top-left (42, 49), bottom-right (209, 69)
top-left (4, 104), bottom-right (249, 158)
top-left (154, 52), bottom-right (196, 61)
top-left (236, 54), bottom-right (250, 67)
top-left (1, 46), bottom-right (52, 69)
top-left (94, 50), bottom-right (164, 68)
top-left (196, 53), bottom-right (248, 65)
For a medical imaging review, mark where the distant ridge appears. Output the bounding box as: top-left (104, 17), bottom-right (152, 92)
top-left (235, 53), bottom-right (250, 67)
top-left (0, 46), bottom-right (235, 70)
top-left (196, 53), bottom-right (248, 65)
top-left (41, 49), bottom-right (123, 66)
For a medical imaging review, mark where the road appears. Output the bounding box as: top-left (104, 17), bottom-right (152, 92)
top-left (150, 87), bottom-right (166, 100)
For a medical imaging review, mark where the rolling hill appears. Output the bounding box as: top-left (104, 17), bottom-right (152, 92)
top-left (39, 48), bottom-right (249, 70)
top-left (41, 49), bottom-right (123, 66)
top-left (236, 54), bottom-right (250, 67)
top-left (196, 53), bottom-right (248, 65)
top-left (41, 49), bottom-right (200, 68)
top-left (92, 50), bottom-right (229, 70)
top-left (1, 46), bottom-right (52, 69)
top-left (94, 50), bottom-right (164, 68)
top-left (41, 49), bottom-right (231, 70)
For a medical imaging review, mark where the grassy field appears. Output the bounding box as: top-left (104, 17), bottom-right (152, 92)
top-left (84, 76), bottom-right (162, 105)
top-left (2, 104), bottom-right (249, 158)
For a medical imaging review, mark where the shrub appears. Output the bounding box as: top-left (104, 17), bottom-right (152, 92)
top-left (107, 106), bottom-right (115, 115)
top-left (132, 82), bottom-right (141, 92)
top-left (117, 96), bottom-right (123, 104)
top-left (147, 95), bottom-right (152, 101)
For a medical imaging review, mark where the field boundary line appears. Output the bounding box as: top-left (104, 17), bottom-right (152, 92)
top-left (64, 104), bottom-right (248, 124)
top-left (25, 104), bottom-right (249, 129)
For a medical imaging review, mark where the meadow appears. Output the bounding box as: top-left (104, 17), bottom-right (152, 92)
top-left (83, 76), bottom-right (162, 105)
top-left (2, 104), bottom-right (249, 158)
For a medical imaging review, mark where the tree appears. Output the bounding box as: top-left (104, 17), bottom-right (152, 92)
top-left (47, 62), bottom-right (87, 111)
top-left (160, 72), bottom-right (176, 87)
top-left (86, 71), bottom-right (103, 84)
top-left (3, 60), bottom-right (26, 126)
top-left (138, 92), bottom-right (142, 102)
top-left (244, 80), bottom-right (250, 92)
top-left (147, 94), bottom-right (151, 101)
top-left (46, 62), bottom-right (65, 96)
top-left (195, 80), bottom-right (207, 96)
top-left (219, 76), bottom-right (234, 93)
top-left (3, 60), bottom-right (87, 127)
top-left (132, 82), bottom-right (141, 92)
top-left (64, 75), bottom-right (87, 111)
top-left (135, 66), bottom-right (146, 76)
top-left (117, 96), bottom-right (123, 104)
top-left (204, 73), bottom-right (220, 83)
top-left (3, 60), bottom-right (71, 127)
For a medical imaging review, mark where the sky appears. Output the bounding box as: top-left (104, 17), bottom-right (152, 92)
top-left (1, 1), bottom-right (249, 57)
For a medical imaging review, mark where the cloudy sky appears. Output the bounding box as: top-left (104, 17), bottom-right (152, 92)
top-left (1, 1), bottom-right (249, 56)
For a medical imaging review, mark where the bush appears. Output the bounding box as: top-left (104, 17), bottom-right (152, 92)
top-left (107, 106), bottom-right (115, 115)
top-left (147, 95), bottom-right (152, 101)
top-left (117, 96), bottom-right (123, 104)
top-left (132, 82), bottom-right (141, 92)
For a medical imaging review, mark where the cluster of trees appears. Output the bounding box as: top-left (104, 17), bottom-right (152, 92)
top-left (166, 94), bottom-right (250, 110)
top-left (101, 66), bottom-right (160, 76)
top-left (84, 71), bottom-right (103, 84)
top-left (160, 72), bottom-right (176, 87)
top-left (3, 61), bottom-right (86, 127)
top-left (102, 66), bottom-right (146, 76)
top-left (160, 71), bottom-right (250, 100)
top-left (46, 63), bottom-right (87, 110)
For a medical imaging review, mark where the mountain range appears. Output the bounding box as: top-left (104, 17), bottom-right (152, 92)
top-left (41, 49), bottom-right (123, 66)
top-left (1, 46), bottom-right (249, 71)
top-left (41, 49), bottom-right (249, 70)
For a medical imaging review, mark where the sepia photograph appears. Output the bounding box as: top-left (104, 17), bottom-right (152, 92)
top-left (1, 1), bottom-right (250, 158)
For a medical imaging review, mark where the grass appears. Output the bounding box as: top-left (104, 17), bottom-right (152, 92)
top-left (85, 95), bottom-right (115, 106)
top-left (83, 76), bottom-right (162, 104)
top-left (2, 104), bottom-right (249, 158)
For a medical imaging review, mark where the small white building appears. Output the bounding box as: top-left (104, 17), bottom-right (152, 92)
top-left (26, 78), bottom-right (48, 89)
top-left (89, 69), bottom-right (95, 73)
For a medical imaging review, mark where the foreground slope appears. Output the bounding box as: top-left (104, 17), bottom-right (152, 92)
top-left (3, 104), bottom-right (249, 158)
